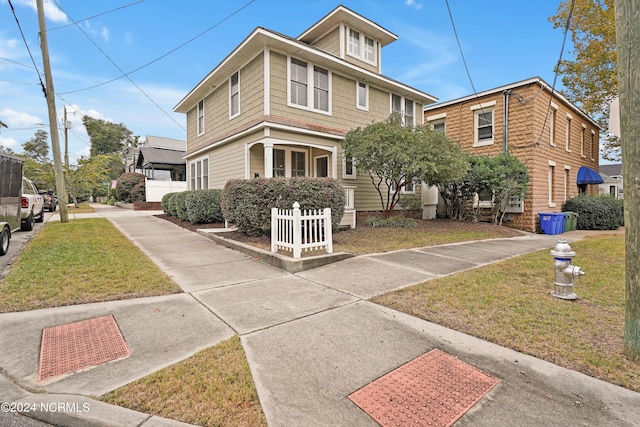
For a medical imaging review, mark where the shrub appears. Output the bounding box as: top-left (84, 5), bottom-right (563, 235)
top-left (173, 191), bottom-right (193, 221)
top-left (186, 189), bottom-right (224, 224)
top-left (367, 216), bottom-right (417, 228)
top-left (116, 173), bottom-right (146, 202)
top-left (221, 177), bottom-right (345, 236)
top-left (564, 195), bottom-right (624, 230)
top-left (161, 192), bottom-right (178, 216)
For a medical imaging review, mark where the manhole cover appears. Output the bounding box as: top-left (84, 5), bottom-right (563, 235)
top-left (38, 315), bottom-right (130, 382)
top-left (348, 348), bottom-right (500, 427)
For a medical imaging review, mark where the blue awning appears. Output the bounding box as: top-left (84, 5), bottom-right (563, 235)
top-left (577, 166), bottom-right (604, 185)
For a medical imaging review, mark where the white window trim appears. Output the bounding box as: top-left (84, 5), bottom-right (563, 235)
top-left (548, 160), bottom-right (556, 207)
top-left (342, 154), bottom-right (356, 180)
top-left (549, 104), bottom-right (558, 147)
top-left (427, 112), bottom-right (446, 133)
top-left (591, 129), bottom-right (596, 161)
top-left (346, 26), bottom-right (377, 65)
top-left (273, 146), bottom-right (309, 178)
top-left (473, 108), bottom-right (494, 147)
top-left (197, 99), bottom-right (205, 136)
top-left (580, 123), bottom-right (586, 158)
top-left (356, 81), bottom-right (369, 111)
top-left (564, 165), bottom-right (571, 202)
top-left (565, 113), bottom-right (573, 152)
top-left (189, 156), bottom-right (209, 190)
top-left (229, 71), bottom-right (240, 119)
top-left (287, 57), bottom-right (332, 115)
top-left (313, 154), bottom-right (330, 178)
top-left (390, 93), bottom-right (415, 126)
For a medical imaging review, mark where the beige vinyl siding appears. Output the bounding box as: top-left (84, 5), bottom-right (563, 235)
top-left (207, 142), bottom-right (245, 189)
top-left (312, 27), bottom-right (341, 57)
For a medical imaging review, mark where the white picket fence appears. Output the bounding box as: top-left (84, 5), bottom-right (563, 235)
top-left (271, 202), bottom-right (333, 259)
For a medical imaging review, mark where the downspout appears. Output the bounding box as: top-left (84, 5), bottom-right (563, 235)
top-left (503, 90), bottom-right (511, 154)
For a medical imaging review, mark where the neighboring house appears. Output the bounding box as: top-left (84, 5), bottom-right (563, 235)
top-left (133, 136), bottom-right (187, 202)
top-left (599, 163), bottom-right (623, 198)
top-left (173, 5), bottom-right (437, 226)
top-left (423, 77), bottom-right (601, 233)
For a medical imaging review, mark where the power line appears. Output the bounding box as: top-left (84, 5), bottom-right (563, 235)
top-left (59, 0), bottom-right (256, 95)
top-left (444, 0), bottom-right (480, 103)
top-left (47, 0), bottom-right (145, 31)
top-left (535, 0), bottom-right (576, 144)
top-left (6, 0), bottom-right (46, 96)
top-left (52, 0), bottom-right (185, 131)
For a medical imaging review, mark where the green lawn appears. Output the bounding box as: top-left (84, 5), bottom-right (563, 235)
top-left (373, 234), bottom-right (640, 392)
top-left (0, 218), bottom-right (180, 313)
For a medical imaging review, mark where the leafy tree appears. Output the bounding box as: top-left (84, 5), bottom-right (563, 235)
top-left (466, 154), bottom-right (529, 225)
top-left (65, 155), bottom-right (115, 207)
top-left (550, 0), bottom-right (618, 160)
top-left (342, 114), bottom-right (469, 218)
top-left (23, 158), bottom-right (55, 191)
top-left (22, 130), bottom-right (50, 163)
top-left (0, 145), bottom-right (17, 155)
top-left (82, 116), bottom-right (134, 157)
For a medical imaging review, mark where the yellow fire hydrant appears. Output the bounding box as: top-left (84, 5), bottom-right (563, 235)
top-left (550, 239), bottom-right (585, 300)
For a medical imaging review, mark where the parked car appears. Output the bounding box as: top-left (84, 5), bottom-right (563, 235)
top-left (1, 154), bottom-right (23, 256)
top-left (21, 177), bottom-right (44, 231)
top-left (39, 189), bottom-right (58, 212)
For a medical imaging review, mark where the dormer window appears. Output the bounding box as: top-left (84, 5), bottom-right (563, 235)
top-left (347, 27), bottom-right (376, 64)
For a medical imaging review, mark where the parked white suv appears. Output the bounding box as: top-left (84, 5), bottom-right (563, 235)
top-left (21, 177), bottom-right (45, 231)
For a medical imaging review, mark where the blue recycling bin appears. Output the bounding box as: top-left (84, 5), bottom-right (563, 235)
top-left (539, 212), bottom-right (565, 235)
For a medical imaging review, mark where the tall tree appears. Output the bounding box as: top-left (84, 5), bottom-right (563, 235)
top-left (65, 155), bottom-right (115, 207)
top-left (550, 0), bottom-right (618, 160)
top-left (22, 129), bottom-right (50, 163)
top-left (82, 116), bottom-right (134, 156)
top-left (342, 114), bottom-right (469, 218)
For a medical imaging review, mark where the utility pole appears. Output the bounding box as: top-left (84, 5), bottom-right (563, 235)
top-left (615, 0), bottom-right (640, 361)
top-left (63, 106), bottom-right (69, 170)
top-left (36, 0), bottom-right (68, 223)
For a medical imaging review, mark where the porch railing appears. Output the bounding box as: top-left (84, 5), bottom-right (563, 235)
top-left (271, 202), bottom-right (333, 259)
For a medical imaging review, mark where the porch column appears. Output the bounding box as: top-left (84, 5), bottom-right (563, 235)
top-left (331, 146), bottom-right (338, 179)
top-left (264, 141), bottom-right (274, 178)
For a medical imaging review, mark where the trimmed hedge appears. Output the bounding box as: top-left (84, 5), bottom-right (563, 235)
top-left (221, 177), bottom-right (345, 236)
top-left (116, 173), bottom-right (146, 202)
top-left (161, 192), bottom-right (178, 216)
top-left (186, 189), bottom-right (224, 224)
top-left (173, 191), bottom-right (193, 221)
top-left (564, 195), bottom-right (624, 230)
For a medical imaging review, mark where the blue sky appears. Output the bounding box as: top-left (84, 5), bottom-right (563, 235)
top-left (1, 0), bottom-right (574, 164)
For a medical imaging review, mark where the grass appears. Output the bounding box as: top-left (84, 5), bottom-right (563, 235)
top-left (333, 226), bottom-right (504, 255)
top-left (101, 336), bottom-right (267, 427)
top-left (0, 218), bottom-right (181, 313)
top-left (65, 203), bottom-right (95, 214)
top-left (372, 234), bottom-right (640, 392)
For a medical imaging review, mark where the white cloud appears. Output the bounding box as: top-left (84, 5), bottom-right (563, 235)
top-left (0, 108), bottom-right (44, 128)
top-left (0, 136), bottom-right (19, 148)
top-left (405, 0), bottom-right (423, 10)
top-left (101, 26), bottom-right (110, 43)
top-left (14, 0), bottom-right (68, 23)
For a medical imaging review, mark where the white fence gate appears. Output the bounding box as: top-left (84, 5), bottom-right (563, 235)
top-left (271, 202), bottom-right (333, 259)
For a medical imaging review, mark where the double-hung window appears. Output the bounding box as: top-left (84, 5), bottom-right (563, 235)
top-left (229, 71), bottom-right (240, 118)
top-left (273, 148), bottom-right (306, 178)
top-left (190, 157), bottom-right (209, 190)
top-left (289, 57), bottom-right (330, 113)
top-left (197, 99), bottom-right (205, 136)
top-left (357, 81), bottom-right (368, 110)
top-left (391, 94), bottom-right (415, 126)
top-left (347, 28), bottom-right (376, 64)
top-left (471, 101), bottom-right (495, 146)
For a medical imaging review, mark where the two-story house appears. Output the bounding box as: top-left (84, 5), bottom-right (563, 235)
top-left (423, 77), bottom-right (602, 233)
top-left (174, 5), bottom-right (437, 226)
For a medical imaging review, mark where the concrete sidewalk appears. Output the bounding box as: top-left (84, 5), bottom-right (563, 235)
top-left (1, 204), bottom-right (638, 426)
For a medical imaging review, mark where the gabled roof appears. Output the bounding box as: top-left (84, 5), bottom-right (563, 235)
top-left (424, 76), bottom-right (600, 129)
top-left (174, 14), bottom-right (436, 113)
top-left (599, 163), bottom-right (622, 177)
top-left (297, 5), bottom-right (397, 47)
top-left (144, 135), bottom-right (186, 151)
top-left (136, 147), bottom-right (185, 167)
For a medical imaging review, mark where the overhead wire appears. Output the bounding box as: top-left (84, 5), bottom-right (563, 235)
top-left (52, 0), bottom-right (185, 131)
top-left (59, 0), bottom-right (257, 95)
top-left (47, 0), bottom-right (145, 31)
top-left (534, 0), bottom-right (575, 145)
top-left (6, 0), bottom-right (46, 96)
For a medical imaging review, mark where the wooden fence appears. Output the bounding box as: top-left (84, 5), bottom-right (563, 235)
top-left (271, 202), bottom-right (333, 259)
